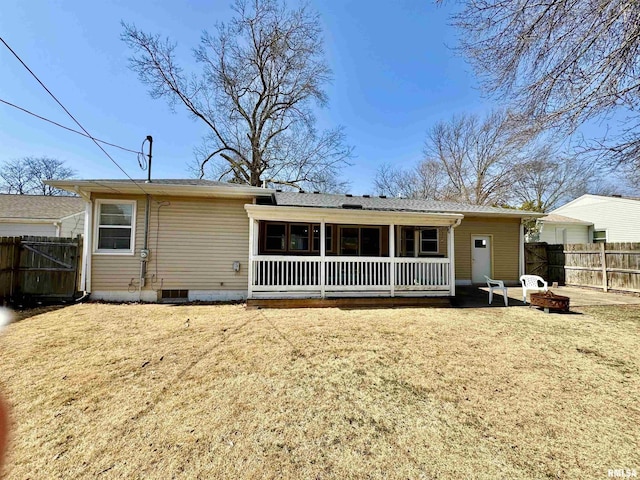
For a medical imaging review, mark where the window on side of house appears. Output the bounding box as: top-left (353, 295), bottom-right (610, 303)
top-left (420, 228), bottom-right (439, 253)
top-left (96, 200), bottom-right (136, 253)
top-left (289, 224), bottom-right (311, 251)
top-left (593, 229), bottom-right (607, 243)
top-left (264, 223), bottom-right (287, 252)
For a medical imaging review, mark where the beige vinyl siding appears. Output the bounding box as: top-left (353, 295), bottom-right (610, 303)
top-left (455, 217), bottom-right (520, 282)
top-left (91, 195), bottom-right (251, 292)
top-left (60, 212), bottom-right (84, 238)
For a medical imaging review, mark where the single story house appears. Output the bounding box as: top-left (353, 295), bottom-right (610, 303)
top-left (47, 179), bottom-right (542, 303)
top-left (538, 194), bottom-right (640, 244)
top-left (0, 194), bottom-right (84, 237)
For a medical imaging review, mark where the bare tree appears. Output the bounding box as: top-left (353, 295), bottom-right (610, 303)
top-left (448, 0), bottom-right (640, 178)
top-left (0, 159), bottom-right (33, 195)
top-left (374, 160), bottom-right (447, 199)
top-left (123, 0), bottom-right (352, 190)
top-left (511, 146), bottom-right (595, 212)
top-left (26, 157), bottom-right (76, 195)
top-left (424, 110), bottom-right (530, 205)
top-left (0, 157), bottom-right (75, 195)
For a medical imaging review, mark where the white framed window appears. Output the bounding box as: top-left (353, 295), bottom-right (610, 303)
top-left (592, 229), bottom-right (607, 243)
top-left (420, 228), bottom-right (439, 254)
top-left (94, 200), bottom-right (136, 254)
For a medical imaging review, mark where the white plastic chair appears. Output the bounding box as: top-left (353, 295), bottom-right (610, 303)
top-left (519, 275), bottom-right (548, 303)
top-left (484, 275), bottom-right (508, 307)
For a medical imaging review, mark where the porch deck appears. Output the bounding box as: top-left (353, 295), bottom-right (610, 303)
top-left (247, 295), bottom-right (452, 309)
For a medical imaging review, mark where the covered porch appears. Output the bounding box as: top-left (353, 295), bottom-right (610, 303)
top-left (245, 204), bottom-right (463, 299)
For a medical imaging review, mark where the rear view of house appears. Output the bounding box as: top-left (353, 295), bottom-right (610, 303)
top-left (47, 179), bottom-right (541, 303)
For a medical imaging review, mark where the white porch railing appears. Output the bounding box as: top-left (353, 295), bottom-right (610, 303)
top-left (250, 256), bottom-right (451, 298)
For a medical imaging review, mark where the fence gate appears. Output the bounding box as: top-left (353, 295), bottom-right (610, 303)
top-left (524, 242), bottom-right (565, 285)
top-left (525, 242), bottom-right (548, 279)
top-left (0, 236), bottom-right (82, 304)
top-left (546, 244), bottom-right (566, 285)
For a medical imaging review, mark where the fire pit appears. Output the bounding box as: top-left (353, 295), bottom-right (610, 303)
top-left (529, 291), bottom-right (570, 313)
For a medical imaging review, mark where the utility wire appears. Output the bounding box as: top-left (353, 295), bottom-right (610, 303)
top-left (0, 98), bottom-right (141, 154)
top-left (0, 36), bottom-right (149, 195)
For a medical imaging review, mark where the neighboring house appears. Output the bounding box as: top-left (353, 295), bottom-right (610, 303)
top-left (47, 179), bottom-right (542, 303)
top-left (0, 194), bottom-right (84, 237)
top-left (538, 194), bottom-right (640, 244)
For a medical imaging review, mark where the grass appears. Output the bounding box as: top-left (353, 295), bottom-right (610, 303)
top-left (0, 302), bottom-right (639, 479)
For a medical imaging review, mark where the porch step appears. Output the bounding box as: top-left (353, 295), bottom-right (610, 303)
top-left (246, 296), bottom-right (452, 309)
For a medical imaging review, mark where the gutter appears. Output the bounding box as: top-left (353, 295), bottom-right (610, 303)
top-left (79, 197), bottom-right (93, 295)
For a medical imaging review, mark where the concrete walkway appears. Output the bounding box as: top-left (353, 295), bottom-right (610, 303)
top-left (454, 285), bottom-right (640, 308)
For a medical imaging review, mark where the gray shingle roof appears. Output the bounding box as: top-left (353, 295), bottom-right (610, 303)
top-left (274, 191), bottom-right (537, 216)
top-left (0, 194), bottom-right (84, 220)
top-left (539, 214), bottom-right (593, 224)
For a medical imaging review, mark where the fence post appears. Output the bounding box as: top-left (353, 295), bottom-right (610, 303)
top-left (11, 238), bottom-right (21, 300)
top-left (600, 242), bottom-right (608, 292)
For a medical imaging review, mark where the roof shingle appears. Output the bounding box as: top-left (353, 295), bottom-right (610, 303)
top-left (274, 191), bottom-right (537, 216)
top-left (0, 194), bottom-right (84, 220)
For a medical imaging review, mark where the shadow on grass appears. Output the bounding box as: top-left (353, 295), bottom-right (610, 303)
top-left (8, 304), bottom-right (70, 324)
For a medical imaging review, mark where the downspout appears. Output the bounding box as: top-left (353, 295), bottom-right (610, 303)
top-left (76, 187), bottom-right (92, 296)
top-left (519, 219), bottom-right (526, 279)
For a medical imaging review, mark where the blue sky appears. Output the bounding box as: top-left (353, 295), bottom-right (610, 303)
top-left (1, 0), bottom-right (492, 194)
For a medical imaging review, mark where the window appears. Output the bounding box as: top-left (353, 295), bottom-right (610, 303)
top-left (420, 229), bottom-right (439, 253)
top-left (95, 200), bottom-right (136, 253)
top-left (312, 225), bottom-right (333, 252)
top-left (265, 223), bottom-right (286, 251)
top-left (361, 228), bottom-right (381, 256)
top-left (289, 224), bottom-right (310, 251)
top-left (338, 226), bottom-right (381, 256)
top-left (401, 227), bottom-right (415, 257)
top-left (340, 227), bottom-right (360, 255)
top-left (593, 230), bottom-right (607, 242)
top-left (263, 222), bottom-right (335, 253)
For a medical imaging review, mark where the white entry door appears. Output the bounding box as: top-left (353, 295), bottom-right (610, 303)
top-left (471, 235), bottom-right (491, 283)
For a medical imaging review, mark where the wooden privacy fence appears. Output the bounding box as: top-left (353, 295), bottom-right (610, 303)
top-left (0, 236), bottom-right (83, 305)
top-left (525, 243), bottom-right (565, 285)
top-left (565, 243), bottom-right (640, 293)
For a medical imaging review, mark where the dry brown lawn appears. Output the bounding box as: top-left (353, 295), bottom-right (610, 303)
top-left (0, 302), bottom-right (639, 479)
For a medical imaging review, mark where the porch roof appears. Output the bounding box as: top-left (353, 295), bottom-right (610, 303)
top-left (246, 204), bottom-right (463, 226)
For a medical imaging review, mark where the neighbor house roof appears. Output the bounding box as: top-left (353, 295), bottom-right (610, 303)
top-left (46, 178), bottom-right (274, 199)
top-left (273, 191), bottom-right (542, 218)
top-left (0, 194), bottom-right (84, 221)
top-left (538, 214), bottom-right (593, 225)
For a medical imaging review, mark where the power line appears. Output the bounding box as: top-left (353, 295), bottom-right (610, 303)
top-left (0, 98), bottom-right (141, 154)
top-left (0, 36), bottom-right (150, 195)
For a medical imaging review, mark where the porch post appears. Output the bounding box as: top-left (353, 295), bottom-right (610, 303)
top-left (519, 221), bottom-right (525, 278)
top-left (320, 219), bottom-right (326, 299)
top-left (247, 217), bottom-right (256, 299)
top-left (389, 224), bottom-right (395, 297)
top-left (448, 224), bottom-right (456, 297)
